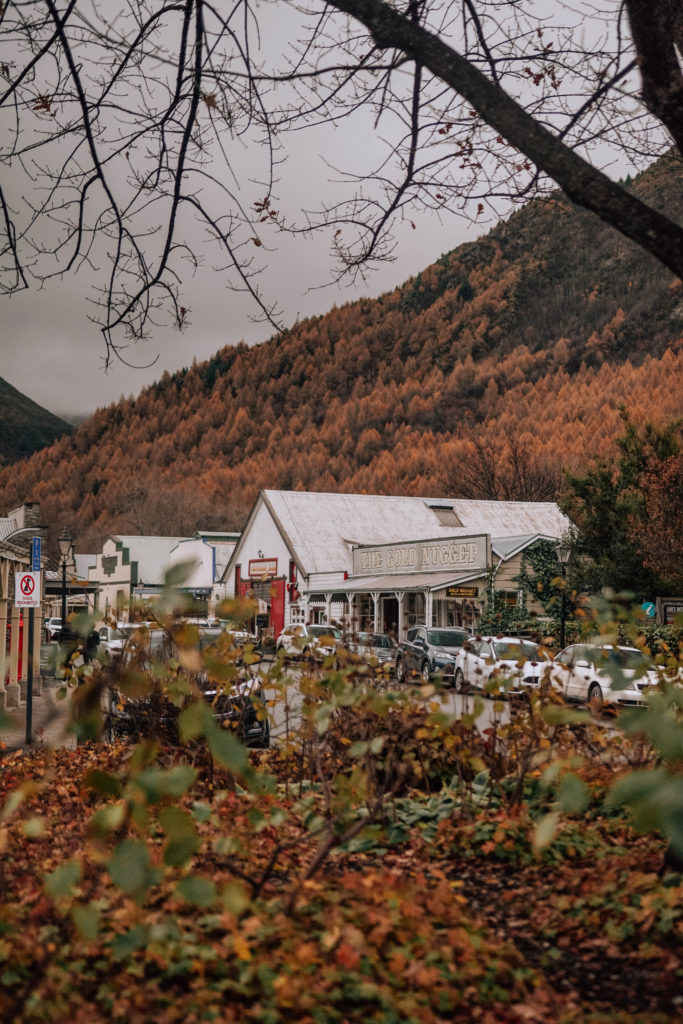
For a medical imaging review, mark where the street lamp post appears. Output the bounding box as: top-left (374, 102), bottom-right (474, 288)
top-left (58, 528), bottom-right (74, 631)
top-left (556, 538), bottom-right (572, 650)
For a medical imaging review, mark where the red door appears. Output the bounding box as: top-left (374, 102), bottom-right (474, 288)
top-left (270, 579), bottom-right (285, 639)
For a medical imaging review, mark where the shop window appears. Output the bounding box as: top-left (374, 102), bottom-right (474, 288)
top-left (406, 591), bottom-right (425, 626)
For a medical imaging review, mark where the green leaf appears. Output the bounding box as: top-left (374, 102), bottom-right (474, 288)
top-left (221, 881), bottom-right (250, 918)
top-left (192, 801), bottom-right (213, 824)
top-left (206, 720), bottom-right (249, 774)
top-left (72, 904), bottom-right (100, 941)
top-left (134, 765), bottom-right (197, 803)
top-left (108, 840), bottom-right (162, 903)
top-left (178, 700), bottom-right (207, 742)
top-left (543, 705), bottom-right (591, 726)
top-left (45, 860), bottom-right (82, 899)
top-left (176, 875), bottom-right (216, 907)
top-left (558, 773), bottom-right (590, 815)
top-left (23, 817), bottom-right (46, 838)
top-left (89, 801), bottom-right (127, 838)
top-left (159, 806), bottom-right (198, 868)
top-left (112, 925), bottom-right (148, 959)
top-left (85, 770), bottom-right (123, 798)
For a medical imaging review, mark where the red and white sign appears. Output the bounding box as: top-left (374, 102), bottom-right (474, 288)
top-left (15, 571), bottom-right (41, 608)
top-left (248, 557), bottom-right (278, 579)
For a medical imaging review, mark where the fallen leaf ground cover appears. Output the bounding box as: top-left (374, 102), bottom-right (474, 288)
top-left (0, 740), bottom-right (680, 1024)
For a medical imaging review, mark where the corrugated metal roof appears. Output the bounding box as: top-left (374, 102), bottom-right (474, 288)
top-left (0, 517), bottom-right (19, 542)
top-left (114, 535), bottom-right (187, 585)
top-left (264, 491), bottom-right (572, 575)
top-left (341, 569), bottom-right (484, 593)
top-left (491, 534), bottom-right (558, 560)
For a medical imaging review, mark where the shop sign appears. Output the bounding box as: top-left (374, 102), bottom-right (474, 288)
top-left (249, 557), bottom-right (278, 578)
top-left (353, 535), bottom-right (488, 576)
top-left (446, 585), bottom-right (479, 599)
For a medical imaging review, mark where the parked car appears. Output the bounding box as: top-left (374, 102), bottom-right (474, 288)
top-left (98, 622), bottom-right (169, 662)
top-left (552, 643), bottom-right (660, 707)
top-left (344, 632), bottom-right (398, 673)
top-left (453, 636), bottom-right (552, 696)
top-left (395, 626), bottom-right (471, 684)
top-left (220, 624), bottom-right (259, 648)
top-left (44, 617), bottom-right (63, 642)
top-left (276, 623), bottom-right (342, 660)
top-left (104, 676), bottom-right (270, 748)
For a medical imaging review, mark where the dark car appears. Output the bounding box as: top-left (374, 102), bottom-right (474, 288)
top-left (395, 626), bottom-right (471, 684)
top-left (104, 677), bottom-right (270, 748)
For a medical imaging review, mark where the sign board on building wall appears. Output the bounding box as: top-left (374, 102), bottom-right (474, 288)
top-left (445, 585), bottom-right (479, 599)
top-left (15, 572), bottom-right (41, 607)
top-left (248, 557), bottom-right (278, 579)
top-left (353, 535), bottom-right (489, 577)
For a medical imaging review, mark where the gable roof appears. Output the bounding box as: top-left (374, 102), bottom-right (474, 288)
top-left (491, 533), bottom-right (560, 561)
top-left (261, 491), bottom-right (572, 575)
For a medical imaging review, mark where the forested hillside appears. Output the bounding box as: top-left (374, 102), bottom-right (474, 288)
top-left (0, 377), bottom-right (72, 466)
top-left (1, 154), bottom-right (682, 550)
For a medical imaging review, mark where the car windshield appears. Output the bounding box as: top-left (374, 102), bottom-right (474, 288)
top-left (373, 634), bottom-right (396, 649)
top-left (427, 630), bottom-right (466, 648)
top-left (309, 625), bottom-right (342, 639)
top-left (602, 647), bottom-right (650, 670)
top-left (492, 641), bottom-right (542, 662)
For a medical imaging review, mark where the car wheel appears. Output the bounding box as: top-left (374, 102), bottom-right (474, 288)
top-left (395, 658), bottom-right (405, 684)
top-left (454, 669), bottom-right (466, 693)
top-left (587, 682), bottom-right (603, 707)
top-left (421, 661), bottom-right (431, 683)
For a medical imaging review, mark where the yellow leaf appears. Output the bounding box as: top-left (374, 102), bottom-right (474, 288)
top-left (233, 936), bottom-right (251, 961)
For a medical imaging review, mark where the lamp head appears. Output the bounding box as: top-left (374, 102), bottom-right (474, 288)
top-left (556, 538), bottom-right (572, 565)
top-left (58, 527), bottom-right (73, 560)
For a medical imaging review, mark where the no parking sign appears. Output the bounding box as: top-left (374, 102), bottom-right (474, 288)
top-left (15, 572), bottom-right (41, 608)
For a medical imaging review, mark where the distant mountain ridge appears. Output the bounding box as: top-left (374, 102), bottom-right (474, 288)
top-left (0, 377), bottom-right (72, 465)
top-left (0, 153), bottom-right (681, 546)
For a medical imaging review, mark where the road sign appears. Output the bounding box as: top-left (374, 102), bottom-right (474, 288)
top-left (31, 536), bottom-right (41, 572)
top-left (15, 571), bottom-right (41, 608)
top-left (641, 601), bottom-right (656, 619)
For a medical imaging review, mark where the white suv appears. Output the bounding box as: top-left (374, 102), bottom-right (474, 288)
top-left (276, 624), bottom-right (342, 660)
top-left (44, 617), bottom-right (63, 641)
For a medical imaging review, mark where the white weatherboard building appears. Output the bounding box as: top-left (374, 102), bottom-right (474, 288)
top-left (89, 531), bottom-right (239, 618)
top-left (221, 490), bottom-right (573, 639)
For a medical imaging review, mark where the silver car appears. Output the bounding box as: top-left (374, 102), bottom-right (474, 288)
top-left (345, 632), bottom-right (398, 673)
top-left (276, 623), bottom-right (342, 660)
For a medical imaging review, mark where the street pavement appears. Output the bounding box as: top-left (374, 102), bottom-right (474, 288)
top-left (0, 677), bottom-right (76, 755)
top-left (0, 662), bottom-right (512, 758)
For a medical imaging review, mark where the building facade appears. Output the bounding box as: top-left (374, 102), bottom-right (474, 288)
top-left (221, 490), bottom-right (574, 640)
top-left (90, 531), bottom-right (240, 619)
